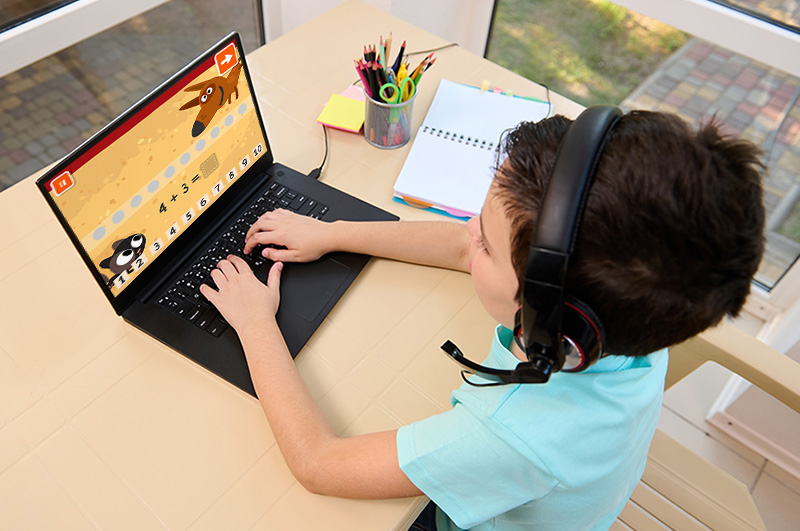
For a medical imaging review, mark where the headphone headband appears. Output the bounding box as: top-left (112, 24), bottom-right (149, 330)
top-left (532, 105), bottom-right (623, 253)
top-left (520, 106), bottom-right (621, 362)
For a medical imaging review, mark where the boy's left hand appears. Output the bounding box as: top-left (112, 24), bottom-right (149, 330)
top-left (199, 255), bottom-right (283, 335)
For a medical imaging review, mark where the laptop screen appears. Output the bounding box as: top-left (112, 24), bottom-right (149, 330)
top-left (39, 37), bottom-right (267, 297)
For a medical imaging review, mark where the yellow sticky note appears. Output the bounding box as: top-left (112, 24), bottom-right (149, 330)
top-left (316, 94), bottom-right (365, 133)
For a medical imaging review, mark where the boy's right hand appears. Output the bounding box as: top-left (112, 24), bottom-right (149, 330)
top-left (243, 208), bottom-right (335, 263)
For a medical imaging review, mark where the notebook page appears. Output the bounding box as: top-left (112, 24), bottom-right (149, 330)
top-left (393, 80), bottom-right (550, 218)
top-left (394, 127), bottom-right (498, 216)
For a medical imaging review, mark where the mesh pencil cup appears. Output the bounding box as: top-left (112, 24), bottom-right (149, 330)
top-left (364, 89), bottom-right (416, 149)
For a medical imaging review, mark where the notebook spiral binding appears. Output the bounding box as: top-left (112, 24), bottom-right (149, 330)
top-left (422, 125), bottom-right (498, 151)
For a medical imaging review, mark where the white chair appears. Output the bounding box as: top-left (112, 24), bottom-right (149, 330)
top-left (614, 322), bottom-right (800, 530)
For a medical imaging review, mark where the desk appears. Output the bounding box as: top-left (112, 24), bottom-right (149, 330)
top-left (0, 1), bottom-right (582, 529)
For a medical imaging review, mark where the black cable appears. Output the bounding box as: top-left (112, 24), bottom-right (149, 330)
top-left (404, 42), bottom-right (460, 57)
top-left (537, 82), bottom-right (553, 118)
top-left (307, 124), bottom-right (328, 180)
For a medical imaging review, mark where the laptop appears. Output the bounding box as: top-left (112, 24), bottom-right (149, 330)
top-left (36, 33), bottom-right (398, 397)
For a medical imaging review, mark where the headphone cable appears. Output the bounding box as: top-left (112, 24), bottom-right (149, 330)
top-left (307, 124), bottom-right (328, 180)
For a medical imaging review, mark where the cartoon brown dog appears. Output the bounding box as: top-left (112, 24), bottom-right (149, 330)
top-left (179, 62), bottom-right (243, 137)
top-left (99, 233), bottom-right (146, 288)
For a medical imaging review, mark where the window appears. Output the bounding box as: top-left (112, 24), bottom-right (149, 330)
top-left (0, 0), bottom-right (261, 191)
top-left (0, 1), bottom-right (79, 32)
top-left (709, 0), bottom-right (800, 33)
top-left (486, 0), bottom-right (800, 292)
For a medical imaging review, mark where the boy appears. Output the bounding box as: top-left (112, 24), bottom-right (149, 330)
top-left (199, 110), bottom-right (765, 530)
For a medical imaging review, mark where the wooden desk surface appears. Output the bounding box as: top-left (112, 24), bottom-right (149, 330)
top-left (0, 1), bottom-right (582, 529)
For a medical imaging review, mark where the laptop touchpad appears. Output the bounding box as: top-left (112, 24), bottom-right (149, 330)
top-left (280, 257), bottom-right (351, 321)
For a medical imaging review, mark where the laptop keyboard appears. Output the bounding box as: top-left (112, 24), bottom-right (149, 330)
top-left (155, 181), bottom-right (328, 337)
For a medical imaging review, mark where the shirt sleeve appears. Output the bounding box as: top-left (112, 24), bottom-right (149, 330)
top-left (397, 403), bottom-right (559, 530)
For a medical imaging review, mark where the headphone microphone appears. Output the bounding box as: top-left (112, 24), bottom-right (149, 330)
top-left (441, 105), bottom-right (622, 385)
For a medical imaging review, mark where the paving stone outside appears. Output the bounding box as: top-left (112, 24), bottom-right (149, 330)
top-left (621, 36), bottom-right (800, 285)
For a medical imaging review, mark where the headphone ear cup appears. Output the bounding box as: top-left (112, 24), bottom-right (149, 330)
top-left (561, 297), bottom-right (606, 372)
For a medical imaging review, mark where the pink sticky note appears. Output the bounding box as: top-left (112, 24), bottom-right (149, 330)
top-left (340, 85), bottom-right (366, 102)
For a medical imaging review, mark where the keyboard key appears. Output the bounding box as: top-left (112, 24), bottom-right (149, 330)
top-left (289, 195), bottom-right (307, 210)
top-left (207, 318), bottom-right (227, 337)
top-left (187, 304), bottom-right (206, 323)
top-left (296, 201), bottom-right (314, 216)
top-left (176, 301), bottom-right (193, 318)
top-left (196, 309), bottom-right (217, 330)
top-left (310, 203), bottom-right (328, 218)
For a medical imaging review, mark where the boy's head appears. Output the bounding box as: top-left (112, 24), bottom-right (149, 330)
top-left (491, 110), bottom-right (765, 356)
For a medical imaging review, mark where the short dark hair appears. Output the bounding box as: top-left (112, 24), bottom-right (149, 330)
top-left (493, 111), bottom-right (765, 356)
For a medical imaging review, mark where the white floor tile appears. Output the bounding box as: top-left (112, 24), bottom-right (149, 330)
top-left (752, 470), bottom-right (800, 531)
top-left (658, 406), bottom-right (763, 488)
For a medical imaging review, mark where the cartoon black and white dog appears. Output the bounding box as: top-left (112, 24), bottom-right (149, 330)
top-left (99, 233), bottom-right (146, 288)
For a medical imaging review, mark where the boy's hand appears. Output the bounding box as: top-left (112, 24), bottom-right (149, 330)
top-left (244, 209), bottom-right (334, 262)
top-left (199, 255), bottom-right (283, 335)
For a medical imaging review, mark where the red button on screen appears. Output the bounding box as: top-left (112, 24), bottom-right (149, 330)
top-left (214, 43), bottom-right (238, 76)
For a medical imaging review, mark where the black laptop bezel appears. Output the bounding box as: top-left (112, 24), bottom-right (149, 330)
top-left (35, 32), bottom-right (276, 315)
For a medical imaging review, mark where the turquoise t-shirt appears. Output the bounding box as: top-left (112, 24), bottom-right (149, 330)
top-left (397, 326), bottom-right (668, 530)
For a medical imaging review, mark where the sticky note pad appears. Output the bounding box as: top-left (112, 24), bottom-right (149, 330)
top-left (316, 93), bottom-right (365, 133)
top-left (339, 85), bottom-right (366, 102)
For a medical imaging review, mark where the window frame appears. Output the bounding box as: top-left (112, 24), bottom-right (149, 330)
top-left (0, 0), bottom-right (170, 78)
top-left (612, 0), bottom-right (800, 78)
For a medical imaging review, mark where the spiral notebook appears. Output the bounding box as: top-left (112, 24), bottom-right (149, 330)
top-left (393, 79), bottom-right (550, 219)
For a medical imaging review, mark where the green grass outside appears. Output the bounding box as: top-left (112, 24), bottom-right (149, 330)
top-left (486, 0), bottom-right (688, 107)
top-left (779, 205), bottom-right (800, 241)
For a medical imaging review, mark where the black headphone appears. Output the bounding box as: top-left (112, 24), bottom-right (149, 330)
top-left (441, 105), bottom-right (622, 385)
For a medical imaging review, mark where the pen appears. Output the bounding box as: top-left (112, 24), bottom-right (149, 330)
top-left (392, 40), bottom-right (406, 74)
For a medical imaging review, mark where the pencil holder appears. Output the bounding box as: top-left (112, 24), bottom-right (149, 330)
top-left (364, 90), bottom-right (416, 149)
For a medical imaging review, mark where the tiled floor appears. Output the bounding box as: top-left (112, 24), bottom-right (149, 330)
top-left (660, 359), bottom-right (800, 529)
